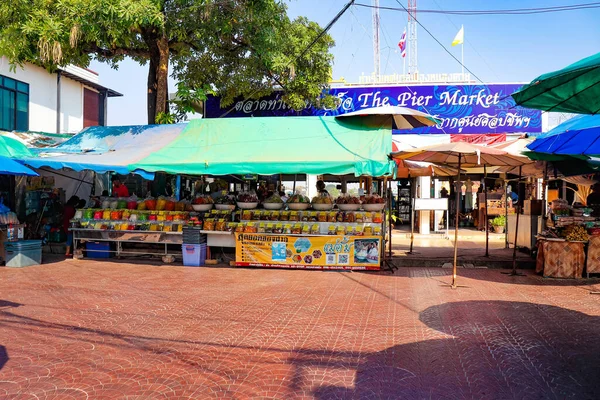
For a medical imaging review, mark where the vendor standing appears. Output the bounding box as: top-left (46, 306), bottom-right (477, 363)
top-left (112, 176), bottom-right (129, 197)
top-left (316, 180), bottom-right (329, 196)
top-left (63, 196), bottom-right (79, 257)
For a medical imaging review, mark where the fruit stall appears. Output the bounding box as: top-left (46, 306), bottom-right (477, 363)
top-left (536, 199), bottom-right (600, 278)
top-left (234, 193), bottom-right (386, 270)
top-left (68, 190), bottom-right (388, 269)
top-left (13, 114), bottom-right (399, 269)
top-left (123, 116), bottom-right (396, 270)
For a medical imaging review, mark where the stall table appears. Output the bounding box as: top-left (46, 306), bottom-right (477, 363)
top-left (536, 238), bottom-right (585, 278)
top-left (586, 235), bottom-right (600, 277)
top-left (72, 228), bottom-right (183, 258)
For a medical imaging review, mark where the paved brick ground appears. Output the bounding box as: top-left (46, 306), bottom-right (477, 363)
top-left (1, 259), bottom-right (600, 399)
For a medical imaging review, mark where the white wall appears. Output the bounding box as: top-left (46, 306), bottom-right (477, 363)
top-left (0, 57), bottom-right (84, 133)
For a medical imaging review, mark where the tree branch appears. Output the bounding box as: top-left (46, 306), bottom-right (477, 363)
top-left (84, 43), bottom-right (151, 59)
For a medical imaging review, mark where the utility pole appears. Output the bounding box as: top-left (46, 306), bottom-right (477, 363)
top-left (372, 0), bottom-right (380, 80)
top-left (407, 0), bottom-right (418, 76)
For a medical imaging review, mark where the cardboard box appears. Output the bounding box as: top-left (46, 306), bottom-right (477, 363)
top-left (524, 200), bottom-right (543, 215)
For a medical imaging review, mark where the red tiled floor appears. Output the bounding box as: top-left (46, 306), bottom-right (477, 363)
top-left (1, 259), bottom-right (600, 399)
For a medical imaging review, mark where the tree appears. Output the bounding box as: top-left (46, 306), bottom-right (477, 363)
top-left (0, 0), bottom-right (335, 124)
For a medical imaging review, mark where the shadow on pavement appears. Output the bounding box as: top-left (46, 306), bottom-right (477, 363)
top-left (313, 300), bottom-right (600, 399)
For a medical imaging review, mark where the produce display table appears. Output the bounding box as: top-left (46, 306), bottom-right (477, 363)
top-left (536, 239), bottom-right (585, 279)
top-left (72, 228), bottom-right (183, 258)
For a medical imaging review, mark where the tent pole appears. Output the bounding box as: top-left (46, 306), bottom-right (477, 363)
top-left (293, 174), bottom-right (297, 194)
top-left (509, 165), bottom-right (525, 276)
top-left (484, 165), bottom-right (489, 257)
top-left (409, 175), bottom-right (415, 254)
top-left (541, 162), bottom-right (548, 231)
top-left (451, 156), bottom-right (461, 288)
top-left (504, 180), bottom-right (509, 249)
top-left (388, 178), bottom-right (393, 260)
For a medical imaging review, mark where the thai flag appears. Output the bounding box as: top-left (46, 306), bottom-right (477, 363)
top-left (398, 28), bottom-right (407, 58)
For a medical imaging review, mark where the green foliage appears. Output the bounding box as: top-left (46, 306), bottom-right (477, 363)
top-left (0, 0), bottom-right (336, 123)
top-left (491, 215), bottom-right (506, 227)
top-left (155, 111), bottom-right (175, 124)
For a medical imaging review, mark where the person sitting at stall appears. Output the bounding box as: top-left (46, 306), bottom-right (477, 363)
top-left (112, 176), bottom-right (129, 198)
top-left (63, 196), bottom-right (79, 257)
top-left (316, 180), bottom-right (329, 195)
top-left (77, 199), bottom-right (87, 209)
top-left (587, 183), bottom-right (600, 206)
top-left (507, 185), bottom-right (519, 207)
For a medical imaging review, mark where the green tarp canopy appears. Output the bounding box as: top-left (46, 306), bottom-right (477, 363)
top-left (130, 116), bottom-right (394, 177)
top-left (511, 52), bottom-right (600, 114)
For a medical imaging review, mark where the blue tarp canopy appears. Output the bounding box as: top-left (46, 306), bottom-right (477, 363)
top-left (20, 124), bottom-right (186, 179)
top-left (527, 114), bottom-right (600, 157)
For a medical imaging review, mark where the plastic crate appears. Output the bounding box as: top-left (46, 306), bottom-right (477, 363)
top-left (182, 244), bottom-right (206, 267)
top-left (85, 242), bottom-right (112, 258)
top-left (4, 240), bottom-right (42, 268)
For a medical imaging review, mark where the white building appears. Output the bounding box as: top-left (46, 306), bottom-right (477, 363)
top-left (0, 58), bottom-right (121, 134)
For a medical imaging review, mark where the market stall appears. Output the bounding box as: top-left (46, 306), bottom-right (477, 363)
top-left (127, 115), bottom-right (400, 270)
top-left (535, 199), bottom-right (599, 278)
top-left (0, 136), bottom-right (41, 266)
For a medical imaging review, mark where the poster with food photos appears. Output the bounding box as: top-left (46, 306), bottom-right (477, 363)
top-left (235, 233), bottom-right (381, 270)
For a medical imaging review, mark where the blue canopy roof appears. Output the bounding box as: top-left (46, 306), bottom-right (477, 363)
top-left (527, 114), bottom-right (600, 156)
top-left (20, 124), bottom-right (186, 178)
top-left (0, 155), bottom-right (38, 176)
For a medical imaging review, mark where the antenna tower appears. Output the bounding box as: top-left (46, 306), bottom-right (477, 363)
top-left (372, 0), bottom-right (380, 78)
top-left (407, 0), bottom-right (418, 75)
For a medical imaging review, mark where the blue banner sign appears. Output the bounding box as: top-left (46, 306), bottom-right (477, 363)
top-left (205, 83), bottom-right (542, 135)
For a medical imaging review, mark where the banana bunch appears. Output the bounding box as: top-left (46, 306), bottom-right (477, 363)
top-left (563, 224), bottom-right (589, 242)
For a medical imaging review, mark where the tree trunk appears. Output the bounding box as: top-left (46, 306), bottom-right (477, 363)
top-left (155, 36), bottom-right (169, 121)
top-left (147, 55), bottom-right (157, 124)
top-left (146, 35), bottom-right (169, 124)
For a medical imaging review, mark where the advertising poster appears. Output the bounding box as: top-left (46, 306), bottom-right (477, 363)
top-left (235, 233), bottom-right (381, 270)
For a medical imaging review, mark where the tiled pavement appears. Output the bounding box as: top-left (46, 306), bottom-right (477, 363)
top-left (1, 260), bottom-right (600, 399)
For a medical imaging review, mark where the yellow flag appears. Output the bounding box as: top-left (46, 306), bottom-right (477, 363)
top-left (452, 26), bottom-right (464, 46)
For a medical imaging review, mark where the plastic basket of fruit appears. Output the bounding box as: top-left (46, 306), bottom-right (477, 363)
top-left (192, 195), bottom-right (214, 211)
top-left (214, 195), bottom-right (236, 210)
top-left (335, 195), bottom-right (361, 211)
top-left (312, 194), bottom-right (334, 210)
top-left (237, 192), bottom-right (259, 209)
top-left (362, 195), bottom-right (386, 211)
top-left (287, 194), bottom-right (311, 210)
top-left (263, 194), bottom-right (284, 210)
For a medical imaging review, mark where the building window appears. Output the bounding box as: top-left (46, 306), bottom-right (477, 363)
top-left (0, 75), bottom-right (29, 131)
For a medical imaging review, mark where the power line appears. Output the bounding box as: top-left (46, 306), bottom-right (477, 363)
top-left (355, 2), bottom-right (600, 15)
top-left (390, 0), bottom-right (485, 84)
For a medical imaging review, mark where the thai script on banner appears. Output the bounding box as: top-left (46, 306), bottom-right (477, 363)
top-left (205, 83), bottom-right (542, 135)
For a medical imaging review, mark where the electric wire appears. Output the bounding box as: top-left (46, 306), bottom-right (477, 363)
top-left (356, 8), bottom-right (449, 134)
top-left (391, 0), bottom-right (486, 84)
top-left (355, 2), bottom-right (600, 15)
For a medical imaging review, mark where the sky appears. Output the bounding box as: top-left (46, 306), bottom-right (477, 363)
top-left (91, 0), bottom-right (600, 126)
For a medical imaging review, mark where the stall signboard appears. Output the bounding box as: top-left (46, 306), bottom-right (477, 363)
top-left (414, 198), bottom-right (448, 211)
top-left (235, 233), bottom-right (381, 270)
top-left (205, 83), bottom-right (542, 135)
